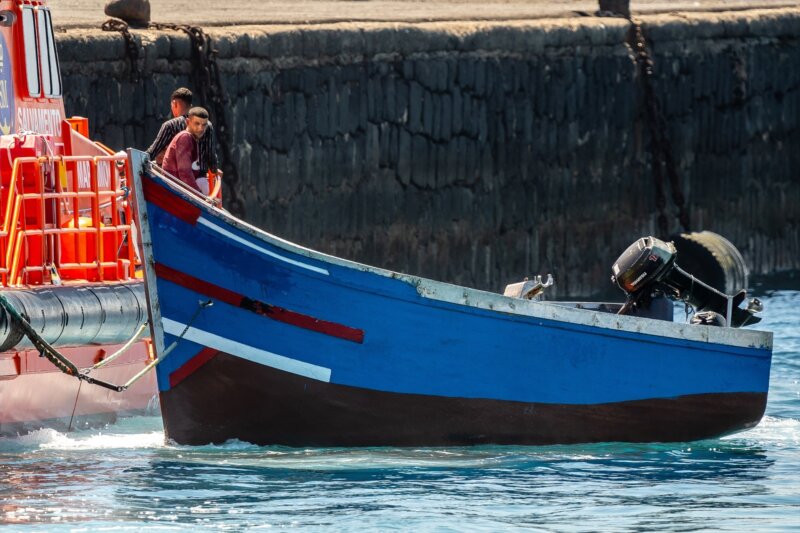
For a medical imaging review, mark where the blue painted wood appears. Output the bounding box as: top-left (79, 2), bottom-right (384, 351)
top-left (140, 171), bottom-right (772, 408)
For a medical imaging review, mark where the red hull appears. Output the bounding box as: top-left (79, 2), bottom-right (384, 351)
top-left (0, 342), bottom-right (156, 437)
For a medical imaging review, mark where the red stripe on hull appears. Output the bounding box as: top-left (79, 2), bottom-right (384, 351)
top-left (155, 263), bottom-right (241, 307)
top-left (256, 304), bottom-right (364, 343)
top-left (160, 352), bottom-right (768, 447)
top-left (170, 347), bottom-right (220, 388)
top-left (142, 175), bottom-right (201, 225)
top-left (155, 262), bottom-right (364, 343)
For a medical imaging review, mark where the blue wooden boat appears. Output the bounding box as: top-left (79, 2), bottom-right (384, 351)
top-left (128, 150), bottom-right (772, 446)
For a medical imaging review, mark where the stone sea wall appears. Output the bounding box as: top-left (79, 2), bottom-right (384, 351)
top-left (57, 9), bottom-right (800, 297)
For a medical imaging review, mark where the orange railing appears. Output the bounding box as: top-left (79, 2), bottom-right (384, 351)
top-left (0, 153), bottom-right (136, 286)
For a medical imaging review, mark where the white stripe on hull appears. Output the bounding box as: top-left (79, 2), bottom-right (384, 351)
top-left (162, 318), bottom-right (332, 382)
top-left (197, 217), bottom-right (330, 276)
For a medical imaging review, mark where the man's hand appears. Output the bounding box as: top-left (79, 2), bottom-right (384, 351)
top-left (209, 170), bottom-right (223, 208)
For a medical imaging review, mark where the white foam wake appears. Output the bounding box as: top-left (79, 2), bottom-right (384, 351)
top-left (37, 429), bottom-right (165, 451)
top-left (0, 416), bottom-right (165, 452)
top-left (723, 415), bottom-right (800, 445)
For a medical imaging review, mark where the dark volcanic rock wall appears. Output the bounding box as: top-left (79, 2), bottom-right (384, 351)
top-left (58, 10), bottom-right (800, 297)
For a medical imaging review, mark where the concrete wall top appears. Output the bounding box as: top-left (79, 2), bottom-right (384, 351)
top-left (49, 0), bottom-right (800, 29)
top-left (60, 8), bottom-right (800, 65)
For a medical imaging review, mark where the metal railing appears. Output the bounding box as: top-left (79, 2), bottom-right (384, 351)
top-left (0, 153), bottom-right (136, 286)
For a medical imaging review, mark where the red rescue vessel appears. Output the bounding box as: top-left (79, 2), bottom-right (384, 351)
top-left (0, 0), bottom-right (156, 437)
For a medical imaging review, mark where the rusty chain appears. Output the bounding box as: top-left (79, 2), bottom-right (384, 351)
top-left (101, 19), bottom-right (141, 82)
top-left (628, 18), bottom-right (691, 237)
top-left (148, 22), bottom-right (244, 215)
top-left (101, 19), bottom-right (244, 215)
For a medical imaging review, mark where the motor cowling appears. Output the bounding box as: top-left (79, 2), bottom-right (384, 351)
top-left (611, 237), bottom-right (677, 294)
top-left (611, 236), bottom-right (762, 328)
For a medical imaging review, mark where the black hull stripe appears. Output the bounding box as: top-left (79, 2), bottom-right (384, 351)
top-left (161, 352), bottom-right (767, 447)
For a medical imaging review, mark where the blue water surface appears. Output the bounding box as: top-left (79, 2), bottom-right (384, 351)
top-left (1, 291), bottom-right (798, 531)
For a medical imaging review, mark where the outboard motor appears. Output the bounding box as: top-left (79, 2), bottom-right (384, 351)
top-left (611, 236), bottom-right (762, 327)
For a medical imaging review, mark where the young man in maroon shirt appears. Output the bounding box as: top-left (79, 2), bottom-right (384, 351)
top-left (162, 107), bottom-right (210, 193)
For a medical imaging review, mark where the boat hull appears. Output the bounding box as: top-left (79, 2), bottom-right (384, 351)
top-left (162, 350), bottom-right (766, 446)
top-left (131, 152), bottom-right (773, 447)
top-left (0, 343), bottom-right (156, 437)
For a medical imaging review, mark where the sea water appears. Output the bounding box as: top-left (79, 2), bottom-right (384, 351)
top-left (1, 291), bottom-right (798, 531)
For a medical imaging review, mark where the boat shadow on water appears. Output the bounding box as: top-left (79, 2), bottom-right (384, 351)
top-left (128, 438), bottom-right (776, 483)
top-left (92, 440), bottom-right (777, 525)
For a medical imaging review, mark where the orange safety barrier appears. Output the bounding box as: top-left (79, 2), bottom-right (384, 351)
top-left (0, 153), bottom-right (136, 286)
top-left (66, 117), bottom-right (90, 138)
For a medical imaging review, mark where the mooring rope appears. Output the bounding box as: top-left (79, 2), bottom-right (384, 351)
top-left (84, 321), bottom-right (149, 372)
top-left (0, 292), bottom-right (124, 391)
top-left (0, 293), bottom-right (213, 392)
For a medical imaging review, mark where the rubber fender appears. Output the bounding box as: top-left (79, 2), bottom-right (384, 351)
top-left (0, 289), bottom-right (67, 350)
top-left (90, 284), bottom-right (146, 344)
top-left (670, 231), bottom-right (749, 295)
top-left (0, 282), bottom-right (147, 352)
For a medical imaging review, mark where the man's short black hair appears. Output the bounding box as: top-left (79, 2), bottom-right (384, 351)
top-left (188, 107), bottom-right (209, 120)
top-left (171, 88), bottom-right (193, 105)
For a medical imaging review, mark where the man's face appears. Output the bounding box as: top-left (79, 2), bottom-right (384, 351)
top-left (187, 115), bottom-right (208, 139)
top-left (171, 99), bottom-right (189, 118)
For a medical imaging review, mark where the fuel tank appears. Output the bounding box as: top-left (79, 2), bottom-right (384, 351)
top-left (0, 282), bottom-right (146, 352)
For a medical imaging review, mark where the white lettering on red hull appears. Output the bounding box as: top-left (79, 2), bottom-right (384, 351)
top-left (77, 160), bottom-right (113, 189)
top-left (99, 161), bottom-right (111, 188)
top-left (77, 160), bottom-right (90, 188)
top-left (17, 107), bottom-right (62, 136)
